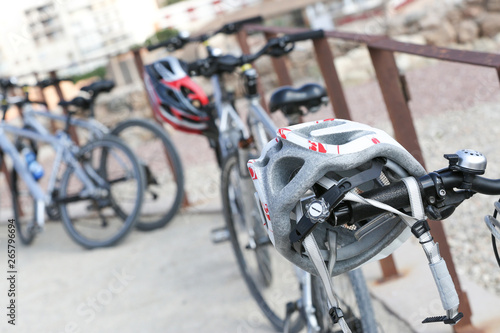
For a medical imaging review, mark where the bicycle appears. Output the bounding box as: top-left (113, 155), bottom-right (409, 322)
top-left (29, 78), bottom-right (184, 231)
top-left (249, 116), bottom-right (500, 332)
top-left (146, 25), bottom-right (370, 332)
top-left (0, 78), bottom-right (144, 248)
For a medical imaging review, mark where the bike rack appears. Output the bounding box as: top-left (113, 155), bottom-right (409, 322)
top-left (233, 23), bottom-right (500, 333)
top-left (4, 19), bottom-right (499, 332)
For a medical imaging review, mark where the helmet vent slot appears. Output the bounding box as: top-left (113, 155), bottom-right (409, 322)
top-left (311, 130), bottom-right (374, 146)
top-left (273, 157), bottom-right (304, 191)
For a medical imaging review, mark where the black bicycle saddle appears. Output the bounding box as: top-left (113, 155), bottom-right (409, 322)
top-left (58, 96), bottom-right (91, 109)
top-left (269, 83), bottom-right (328, 115)
top-left (80, 80), bottom-right (115, 98)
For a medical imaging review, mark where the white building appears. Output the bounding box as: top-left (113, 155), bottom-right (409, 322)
top-left (157, 0), bottom-right (262, 31)
top-left (0, 0), bottom-right (159, 78)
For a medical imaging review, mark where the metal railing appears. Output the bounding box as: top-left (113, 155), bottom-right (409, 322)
top-left (3, 21), bottom-right (499, 331)
top-left (234, 24), bottom-right (500, 332)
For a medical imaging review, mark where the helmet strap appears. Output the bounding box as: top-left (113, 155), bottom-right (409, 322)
top-left (343, 177), bottom-right (463, 325)
top-left (302, 233), bottom-right (352, 333)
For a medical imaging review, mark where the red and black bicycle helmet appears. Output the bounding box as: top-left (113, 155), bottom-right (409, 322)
top-left (144, 56), bottom-right (210, 134)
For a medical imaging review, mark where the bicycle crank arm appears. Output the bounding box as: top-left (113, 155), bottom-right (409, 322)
top-left (56, 195), bottom-right (91, 204)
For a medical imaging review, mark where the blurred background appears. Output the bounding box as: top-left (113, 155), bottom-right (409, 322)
top-left (1, 0), bottom-right (500, 332)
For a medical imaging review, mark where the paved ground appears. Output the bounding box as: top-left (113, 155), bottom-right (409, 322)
top-left (0, 190), bottom-right (415, 333)
top-left (1, 54), bottom-right (500, 332)
top-left (0, 194), bottom-right (498, 333)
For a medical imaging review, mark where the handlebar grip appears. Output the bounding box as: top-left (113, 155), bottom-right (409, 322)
top-left (230, 16), bottom-right (263, 29)
top-left (37, 77), bottom-right (71, 88)
top-left (29, 101), bottom-right (48, 107)
top-left (147, 36), bottom-right (183, 51)
top-left (333, 180), bottom-right (410, 225)
top-left (219, 16), bottom-right (263, 35)
top-left (285, 29), bottom-right (324, 43)
top-left (147, 42), bottom-right (165, 51)
top-left (429, 259), bottom-right (460, 311)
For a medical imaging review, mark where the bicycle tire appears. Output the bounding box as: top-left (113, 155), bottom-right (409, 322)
top-left (221, 154), bottom-right (303, 332)
top-left (311, 268), bottom-right (378, 333)
top-left (11, 169), bottom-right (37, 245)
top-left (111, 118), bottom-right (184, 231)
top-left (11, 134), bottom-right (40, 245)
top-left (59, 135), bottom-right (144, 248)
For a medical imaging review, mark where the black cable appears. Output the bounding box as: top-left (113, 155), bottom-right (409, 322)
top-left (492, 200), bottom-right (500, 268)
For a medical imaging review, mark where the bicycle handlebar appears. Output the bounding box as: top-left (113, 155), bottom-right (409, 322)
top-left (0, 78), bottom-right (16, 90)
top-left (215, 16), bottom-right (263, 35)
top-left (147, 16), bottom-right (263, 52)
top-left (282, 29), bottom-right (325, 43)
top-left (187, 29), bottom-right (324, 77)
top-left (37, 77), bottom-right (72, 89)
top-left (332, 166), bottom-right (500, 226)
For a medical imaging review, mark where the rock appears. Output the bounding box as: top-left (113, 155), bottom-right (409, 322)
top-left (480, 13), bottom-right (500, 37)
top-left (423, 20), bottom-right (457, 46)
top-left (446, 8), bottom-right (463, 26)
top-left (418, 12), bottom-right (442, 30)
top-left (472, 37), bottom-right (498, 52)
top-left (462, 5), bottom-right (485, 19)
top-left (486, 0), bottom-right (500, 11)
top-left (393, 34), bottom-right (426, 45)
top-left (403, 11), bottom-right (425, 27)
top-left (457, 20), bottom-right (480, 43)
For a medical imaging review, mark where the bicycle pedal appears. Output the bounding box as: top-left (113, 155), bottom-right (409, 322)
top-left (422, 312), bottom-right (463, 325)
top-left (30, 224), bottom-right (43, 234)
top-left (211, 227), bottom-right (230, 244)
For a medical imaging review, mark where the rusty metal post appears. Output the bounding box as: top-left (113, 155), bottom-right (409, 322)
top-left (132, 48), bottom-right (145, 81)
top-left (33, 72), bottom-right (56, 133)
top-left (132, 48), bottom-right (190, 208)
top-left (264, 32), bottom-right (293, 87)
top-left (368, 49), bottom-right (423, 164)
top-left (1, 158), bottom-right (13, 196)
top-left (378, 256), bottom-right (399, 281)
top-left (236, 29), bottom-right (270, 113)
top-left (49, 71), bottom-right (79, 145)
top-left (312, 38), bottom-right (352, 120)
top-left (368, 47), bottom-right (475, 331)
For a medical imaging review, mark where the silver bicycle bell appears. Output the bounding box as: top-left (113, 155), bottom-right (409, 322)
top-left (455, 149), bottom-right (487, 174)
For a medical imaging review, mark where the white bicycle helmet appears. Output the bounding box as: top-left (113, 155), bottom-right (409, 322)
top-left (248, 118), bottom-right (426, 276)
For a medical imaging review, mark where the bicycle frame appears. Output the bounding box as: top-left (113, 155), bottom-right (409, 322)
top-left (0, 116), bottom-right (100, 228)
top-left (211, 68), bottom-right (326, 331)
top-left (26, 108), bottom-right (109, 140)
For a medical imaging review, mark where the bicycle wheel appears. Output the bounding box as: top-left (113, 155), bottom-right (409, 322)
top-left (11, 135), bottom-right (41, 245)
top-left (311, 268), bottom-right (377, 333)
top-left (59, 135), bottom-right (144, 248)
top-left (11, 169), bottom-right (37, 245)
top-left (111, 118), bottom-right (184, 231)
top-left (222, 154), bottom-right (303, 332)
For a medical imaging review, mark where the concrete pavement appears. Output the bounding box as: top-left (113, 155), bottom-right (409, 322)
top-left (0, 196), bottom-right (498, 332)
